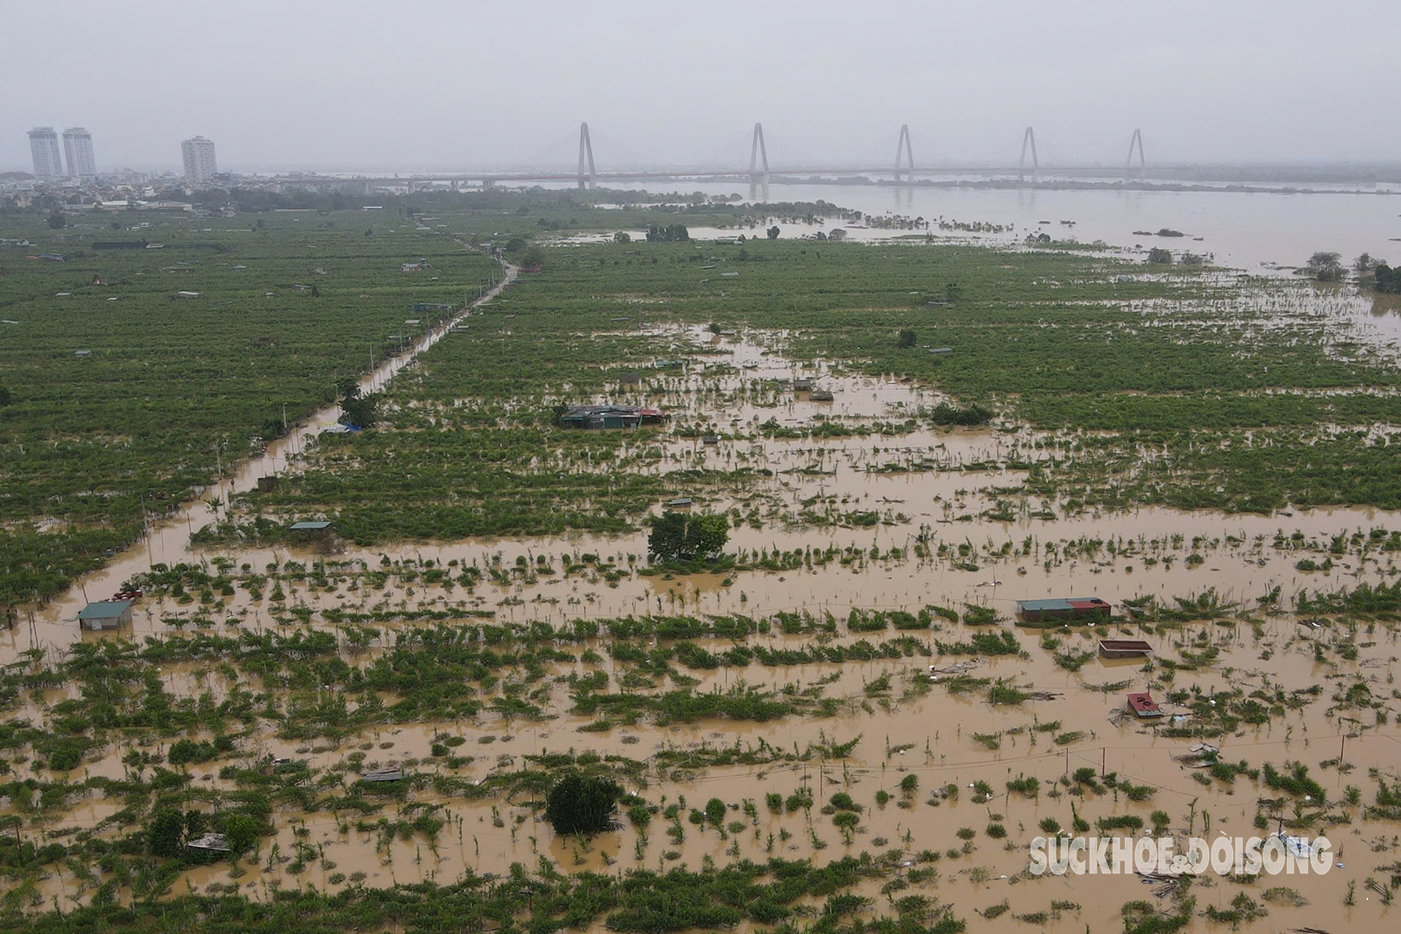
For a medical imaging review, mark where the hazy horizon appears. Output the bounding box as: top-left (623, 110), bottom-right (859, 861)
top-left (3, 0), bottom-right (1398, 176)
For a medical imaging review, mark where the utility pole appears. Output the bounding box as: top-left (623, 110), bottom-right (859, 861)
top-left (142, 495), bottom-right (153, 564)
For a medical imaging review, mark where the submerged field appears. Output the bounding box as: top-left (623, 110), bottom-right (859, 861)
top-left (0, 191), bottom-right (1399, 933)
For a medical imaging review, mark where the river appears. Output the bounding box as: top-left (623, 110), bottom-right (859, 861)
top-left (547, 178), bottom-right (1401, 273)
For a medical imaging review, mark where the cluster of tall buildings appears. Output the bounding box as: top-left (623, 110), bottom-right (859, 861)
top-left (28, 126), bottom-right (95, 180)
top-left (26, 127), bottom-right (220, 186)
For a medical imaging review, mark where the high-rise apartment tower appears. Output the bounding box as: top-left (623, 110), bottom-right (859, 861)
top-left (62, 127), bottom-right (97, 179)
top-left (28, 127), bottom-right (63, 180)
top-left (181, 136), bottom-right (217, 186)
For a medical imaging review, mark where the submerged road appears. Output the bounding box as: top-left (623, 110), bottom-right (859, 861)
top-left (19, 245), bottom-right (517, 650)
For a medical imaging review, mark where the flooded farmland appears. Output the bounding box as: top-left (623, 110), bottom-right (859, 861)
top-left (3, 199), bottom-right (1400, 934)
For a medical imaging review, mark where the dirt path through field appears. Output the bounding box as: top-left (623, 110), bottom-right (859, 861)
top-left (18, 246), bottom-right (515, 649)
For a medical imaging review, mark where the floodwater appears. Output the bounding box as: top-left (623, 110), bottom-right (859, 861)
top-left (544, 179), bottom-right (1401, 274)
top-left (9, 241), bottom-right (1401, 934)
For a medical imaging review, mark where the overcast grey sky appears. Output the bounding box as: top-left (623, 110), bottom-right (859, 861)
top-left (2, 0), bottom-right (1397, 174)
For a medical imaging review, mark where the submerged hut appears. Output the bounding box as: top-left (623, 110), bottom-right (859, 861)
top-left (1126, 692), bottom-right (1163, 719)
top-left (289, 520), bottom-right (332, 541)
top-left (1098, 639), bottom-right (1153, 659)
top-left (1015, 597), bottom-right (1111, 623)
top-left (186, 833), bottom-right (231, 853)
top-left (77, 600), bottom-right (132, 630)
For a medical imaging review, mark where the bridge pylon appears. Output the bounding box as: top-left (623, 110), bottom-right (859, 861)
top-left (577, 122), bottom-right (596, 190)
top-left (894, 124), bottom-right (915, 185)
top-left (748, 122), bottom-right (770, 200)
top-left (1018, 127), bottom-right (1039, 183)
top-left (748, 122), bottom-right (770, 187)
top-left (1124, 128), bottom-right (1146, 181)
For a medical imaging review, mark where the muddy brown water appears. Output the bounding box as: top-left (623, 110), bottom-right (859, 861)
top-left (10, 283), bottom-right (1401, 932)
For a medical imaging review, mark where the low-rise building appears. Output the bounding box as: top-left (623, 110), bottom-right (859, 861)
top-left (78, 600), bottom-right (132, 630)
top-left (559, 405), bottom-right (666, 430)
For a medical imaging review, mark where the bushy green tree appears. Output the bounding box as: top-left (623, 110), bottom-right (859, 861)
top-left (897, 329), bottom-right (916, 348)
top-left (1373, 262), bottom-right (1401, 294)
top-left (1146, 247), bottom-right (1173, 264)
top-left (221, 813), bottom-right (263, 854)
top-left (337, 376), bottom-right (381, 430)
top-left (647, 512), bottom-right (729, 563)
top-left (147, 807), bottom-right (185, 857)
top-left (544, 771), bottom-right (623, 835)
top-left (645, 224), bottom-right (689, 242)
top-left (1307, 251), bottom-right (1345, 282)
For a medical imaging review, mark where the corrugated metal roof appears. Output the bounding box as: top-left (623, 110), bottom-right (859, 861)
top-left (78, 601), bottom-right (130, 619)
top-left (1016, 598), bottom-right (1072, 612)
top-left (289, 521), bottom-right (332, 530)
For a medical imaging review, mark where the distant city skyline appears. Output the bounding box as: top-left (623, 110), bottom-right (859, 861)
top-left (3, 1), bottom-right (1400, 174)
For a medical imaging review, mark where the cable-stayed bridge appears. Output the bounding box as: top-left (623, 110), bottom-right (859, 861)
top-left (308, 123), bottom-right (1150, 193)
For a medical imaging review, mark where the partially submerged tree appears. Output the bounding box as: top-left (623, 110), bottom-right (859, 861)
top-left (647, 511), bottom-right (729, 563)
top-left (147, 807), bottom-right (186, 858)
top-left (337, 376), bottom-right (381, 429)
top-left (544, 771), bottom-right (623, 836)
top-left (1306, 251), bottom-right (1345, 282)
top-left (1373, 262), bottom-right (1401, 294)
top-left (645, 223), bottom-right (689, 243)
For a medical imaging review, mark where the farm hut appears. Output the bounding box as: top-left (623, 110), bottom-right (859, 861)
top-left (637, 407), bottom-right (666, 425)
top-left (618, 371), bottom-right (642, 387)
top-left (665, 497), bottom-right (693, 510)
top-left (1126, 692), bottom-right (1163, 719)
top-left (793, 378), bottom-right (813, 392)
top-left (176, 291), bottom-right (200, 298)
top-left (78, 600), bottom-right (132, 630)
top-left (809, 390), bottom-right (835, 402)
top-left (289, 520), bottom-right (332, 541)
top-left (559, 405), bottom-right (647, 430)
top-left (701, 435), bottom-right (719, 446)
top-left (186, 833), bottom-right (230, 853)
top-left (362, 767), bottom-right (405, 783)
top-left (1098, 639), bottom-right (1153, 659)
top-left (1015, 597), bottom-right (1111, 623)
top-left (929, 347), bottom-right (954, 356)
